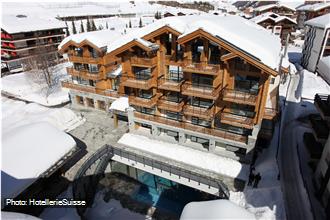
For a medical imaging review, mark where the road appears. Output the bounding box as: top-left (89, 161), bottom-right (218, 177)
top-left (278, 70), bottom-right (314, 220)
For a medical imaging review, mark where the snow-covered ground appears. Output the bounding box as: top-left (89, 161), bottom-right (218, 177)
top-left (301, 69), bottom-right (330, 100)
top-left (1, 62), bottom-right (71, 107)
top-left (2, 97), bottom-right (84, 133)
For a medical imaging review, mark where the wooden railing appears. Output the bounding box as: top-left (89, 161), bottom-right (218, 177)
top-left (121, 75), bottom-right (156, 90)
top-left (223, 89), bottom-right (257, 106)
top-left (130, 56), bottom-right (157, 67)
top-left (61, 81), bottom-right (96, 93)
top-left (66, 67), bottom-right (103, 80)
top-left (182, 82), bottom-right (223, 100)
top-left (219, 111), bottom-right (254, 129)
top-left (68, 54), bottom-right (102, 64)
top-left (157, 98), bottom-right (185, 112)
top-left (134, 112), bottom-right (247, 143)
top-left (158, 75), bottom-right (184, 92)
top-left (183, 104), bottom-right (215, 120)
top-left (129, 94), bottom-right (160, 108)
top-left (182, 59), bottom-right (221, 75)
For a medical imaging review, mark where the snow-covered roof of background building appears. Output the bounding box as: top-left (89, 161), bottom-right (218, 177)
top-left (180, 200), bottom-right (255, 220)
top-left (108, 14), bottom-right (285, 71)
top-left (109, 97), bottom-right (129, 112)
top-left (254, 3), bottom-right (296, 12)
top-left (2, 14), bottom-right (66, 34)
top-left (297, 2), bottom-right (330, 11)
top-left (305, 13), bottom-right (330, 29)
top-left (1, 122), bottom-right (76, 199)
top-left (58, 29), bottom-right (122, 50)
top-left (250, 12), bottom-right (297, 24)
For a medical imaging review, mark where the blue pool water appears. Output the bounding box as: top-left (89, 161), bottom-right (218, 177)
top-left (132, 171), bottom-right (214, 215)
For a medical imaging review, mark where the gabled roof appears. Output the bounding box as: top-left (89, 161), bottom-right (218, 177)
top-left (254, 3), bottom-right (296, 12)
top-left (58, 30), bottom-right (122, 52)
top-left (305, 13), bottom-right (330, 29)
top-left (250, 12), bottom-right (297, 25)
top-left (297, 2), bottom-right (330, 11)
top-left (107, 15), bottom-right (286, 73)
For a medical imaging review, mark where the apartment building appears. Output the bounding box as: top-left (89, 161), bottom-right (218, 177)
top-left (102, 15), bottom-right (288, 163)
top-left (301, 14), bottom-right (330, 73)
top-left (251, 12), bottom-right (297, 45)
top-left (1, 14), bottom-right (66, 73)
top-left (253, 3), bottom-right (297, 18)
top-left (58, 30), bottom-right (123, 114)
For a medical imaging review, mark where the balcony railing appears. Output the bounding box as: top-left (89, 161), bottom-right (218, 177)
top-left (1, 33), bottom-right (65, 42)
top-left (61, 81), bottom-right (96, 93)
top-left (182, 82), bottom-right (223, 100)
top-left (130, 56), bottom-right (157, 67)
top-left (314, 94), bottom-right (330, 119)
top-left (67, 67), bottom-right (103, 80)
top-left (158, 75), bottom-right (184, 92)
top-left (222, 89), bottom-right (257, 106)
top-left (219, 111), bottom-right (254, 129)
top-left (129, 94), bottom-right (160, 108)
top-left (157, 97), bottom-right (185, 112)
top-left (68, 54), bottom-right (101, 64)
top-left (134, 112), bottom-right (247, 143)
top-left (121, 74), bottom-right (156, 90)
top-left (183, 104), bottom-right (215, 120)
top-left (182, 59), bottom-right (221, 75)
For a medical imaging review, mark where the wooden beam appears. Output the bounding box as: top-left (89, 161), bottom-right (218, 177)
top-left (220, 52), bottom-right (238, 62)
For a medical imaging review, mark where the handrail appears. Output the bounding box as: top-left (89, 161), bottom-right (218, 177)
top-left (223, 88), bottom-right (257, 104)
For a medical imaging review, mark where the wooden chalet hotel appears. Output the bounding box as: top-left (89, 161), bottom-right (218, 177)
top-left (59, 15), bottom-right (288, 164)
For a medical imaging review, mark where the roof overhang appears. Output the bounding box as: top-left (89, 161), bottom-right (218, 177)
top-left (109, 39), bottom-right (158, 57)
top-left (142, 25), bottom-right (182, 41)
top-left (58, 39), bottom-right (103, 54)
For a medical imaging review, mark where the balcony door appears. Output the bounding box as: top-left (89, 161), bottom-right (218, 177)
top-left (189, 97), bottom-right (213, 108)
top-left (192, 73), bottom-right (213, 87)
top-left (234, 74), bottom-right (259, 95)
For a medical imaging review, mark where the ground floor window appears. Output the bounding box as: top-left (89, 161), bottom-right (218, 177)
top-left (97, 100), bottom-right (106, 111)
top-left (76, 96), bottom-right (84, 105)
top-left (86, 97), bottom-right (94, 108)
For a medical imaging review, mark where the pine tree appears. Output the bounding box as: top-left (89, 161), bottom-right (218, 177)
top-left (72, 21), bottom-right (77, 34)
top-left (91, 19), bottom-right (97, 31)
top-left (106, 21), bottom-right (109, 29)
top-left (86, 18), bottom-right (91, 32)
top-left (139, 17), bottom-right (143, 28)
top-left (128, 20), bottom-right (132, 28)
top-left (80, 20), bottom-right (85, 33)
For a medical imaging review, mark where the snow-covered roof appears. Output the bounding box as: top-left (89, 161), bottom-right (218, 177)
top-left (297, 2), bottom-right (330, 11)
top-left (305, 13), bottom-right (330, 29)
top-left (180, 200), bottom-right (255, 220)
top-left (1, 122), bottom-right (76, 199)
top-left (118, 133), bottom-right (249, 180)
top-left (254, 3), bottom-right (296, 12)
top-left (2, 14), bottom-right (66, 34)
top-left (250, 12), bottom-right (297, 24)
top-left (58, 29), bottom-right (122, 50)
top-left (108, 15), bottom-right (285, 71)
top-left (109, 97), bottom-right (129, 112)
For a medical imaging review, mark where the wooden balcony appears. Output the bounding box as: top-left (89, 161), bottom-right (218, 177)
top-left (158, 76), bottom-right (184, 92)
top-left (68, 54), bottom-right (101, 64)
top-left (182, 60), bottom-right (221, 75)
top-left (61, 81), bottom-right (118, 98)
top-left (129, 94), bottom-right (160, 108)
top-left (182, 82), bottom-right (223, 100)
top-left (122, 75), bottom-right (156, 90)
top-left (165, 54), bottom-right (184, 65)
top-left (183, 104), bottom-right (215, 120)
top-left (219, 111), bottom-right (254, 129)
top-left (66, 67), bottom-right (103, 80)
top-left (61, 81), bottom-right (96, 93)
top-left (263, 107), bottom-right (278, 120)
top-left (222, 89), bottom-right (257, 106)
top-left (134, 112), bottom-right (247, 143)
top-left (130, 56), bottom-right (157, 67)
top-left (157, 98), bottom-right (185, 112)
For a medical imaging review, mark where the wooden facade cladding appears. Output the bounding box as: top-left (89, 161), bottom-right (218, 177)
top-left (182, 61), bottom-right (222, 75)
top-left (183, 104), bottom-right (215, 120)
top-left (157, 98), bottom-right (185, 112)
top-left (61, 81), bottom-right (119, 98)
top-left (158, 76), bottom-right (184, 92)
top-left (182, 81), bottom-right (224, 100)
top-left (129, 94), bottom-right (160, 108)
top-left (66, 67), bottom-right (104, 81)
top-left (222, 89), bottom-right (258, 106)
top-left (130, 56), bottom-right (157, 67)
top-left (121, 75), bottom-right (157, 90)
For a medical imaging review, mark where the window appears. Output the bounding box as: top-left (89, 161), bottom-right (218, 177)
top-left (134, 67), bottom-right (151, 79)
top-left (190, 97), bottom-right (213, 108)
top-left (234, 74), bottom-right (259, 94)
top-left (74, 47), bottom-right (83, 57)
top-left (192, 73), bottom-right (213, 87)
top-left (270, 77), bottom-right (275, 84)
top-left (191, 116), bottom-right (211, 128)
top-left (168, 65), bottom-right (183, 81)
top-left (231, 103), bottom-right (255, 118)
top-left (138, 89), bottom-right (153, 99)
top-left (135, 106), bottom-right (155, 115)
top-left (89, 64), bottom-right (98, 73)
top-left (163, 110), bottom-right (182, 121)
top-left (164, 91), bottom-right (182, 102)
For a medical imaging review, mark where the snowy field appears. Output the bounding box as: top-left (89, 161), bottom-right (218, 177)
top-left (1, 62), bottom-right (71, 107)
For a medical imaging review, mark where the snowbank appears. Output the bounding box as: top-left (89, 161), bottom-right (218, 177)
top-left (118, 133), bottom-right (248, 180)
top-left (1, 122), bottom-right (76, 199)
top-left (1, 212), bottom-right (41, 220)
top-left (1, 62), bottom-right (71, 107)
top-left (180, 199), bottom-right (255, 220)
top-left (2, 97), bottom-right (84, 134)
top-left (109, 97), bottom-right (129, 112)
